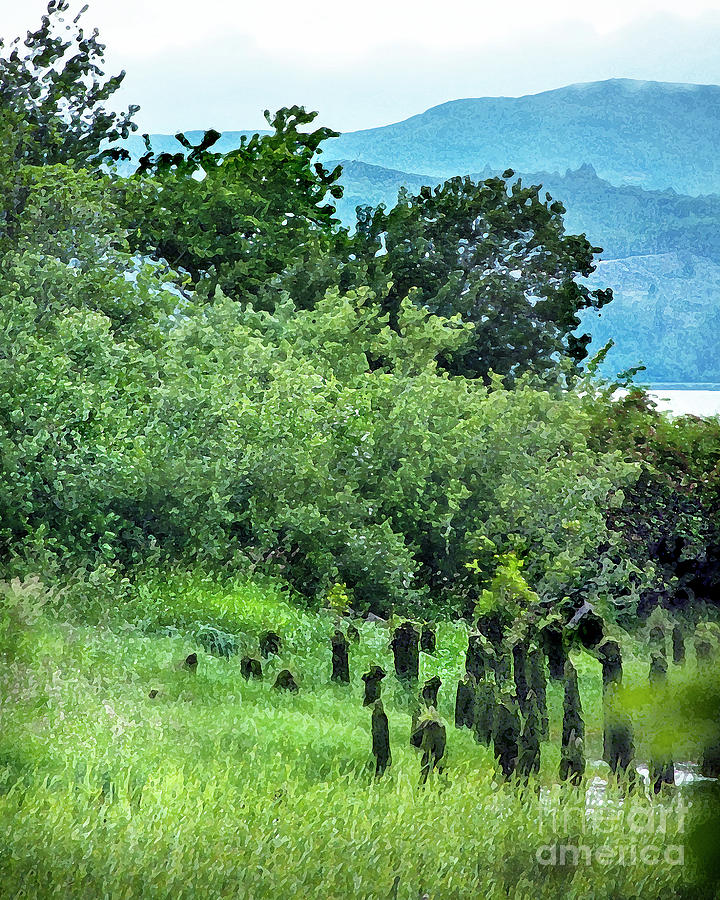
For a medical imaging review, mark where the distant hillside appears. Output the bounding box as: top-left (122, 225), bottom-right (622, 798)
top-left (327, 159), bottom-right (720, 260)
top-left (118, 79), bottom-right (720, 196)
top-left (582, 254), bottom-right (720, 384)
top-left (324, 80), bottom-right (720, 196)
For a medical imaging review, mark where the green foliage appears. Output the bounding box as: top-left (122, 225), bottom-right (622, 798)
top-left (325, 582), bottom-right (352, 617)
top-left (582, 383), bottom-right (720, 616)
top-left (0, 1), bottom-right (137, 168)
top-left (122, 106), bottom-right (346, 307)
top-left (349, 172), bottom-right (611, 381)
top-left (0, 1), bottom-right (137, 257)
top-left (1, 1), bottom-right (716, 629)
top-left (469, 548), bottom-right (540, 622)
top-left (0, 163), bottom-right (181, 567)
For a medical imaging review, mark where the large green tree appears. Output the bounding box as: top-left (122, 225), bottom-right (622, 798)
top-left (122, 108), bottom-right (347, 307)
top-left (349, 173), bottom-right (612, 381)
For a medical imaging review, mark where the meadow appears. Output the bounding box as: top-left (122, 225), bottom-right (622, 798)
top-left (1, 569), bottom-right (712, 900)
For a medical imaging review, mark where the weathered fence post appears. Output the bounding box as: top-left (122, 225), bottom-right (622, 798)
top-left (540, 622), bottom-right (566, 681)
top-left (512, 639), bottom-right (530, 716)
top-left (560, 660), bottom-right (585, 786)
top-left (420, 624), bottom-right (437, 654)
top-left (273, 669), bottom-right (298, 692)
top-left (695, 633), bottom-right (714, 665)
top-left (477, 612), bottom-right (510, 681)
top-left (362, 665), bottom-right (386, 707)
top-left (528, 644), bottom-right (548, 740)
top-left (648, 650), bottom-right (674, 792)
top-left (465, 630), bottom-right (486, 682)
top-left (518, 689), bottom-right (542, 782)
top-left (649, 624), bottom-right (666, 657)
top-left (455, 673), bottom-right (476, 730)
top-left (259, 631), bottom-right (281, 658)
top-left (492, 689), bottom-right (521, 779)
top-left (240, 656), bottom-right (263, 679)
top-left (421, 675), bottom-right (442, 708)
top-left (671, 622), bottom-right (685, 666)
top-left (412, 707), bottom-right (446, 785)
top-left (331, 629), bottom-right (350, 684)
top-left (473, 678), bottom-right (495, 745)
top-left (599, 640), bottom-right (636, 784)
top-left (390, 622), bottom-right (420, 681)
top-left (371, 700), bottom-right (391, 777)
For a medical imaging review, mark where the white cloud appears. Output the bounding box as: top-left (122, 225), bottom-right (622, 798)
top-left (3, 0), bottom-right (720, 131)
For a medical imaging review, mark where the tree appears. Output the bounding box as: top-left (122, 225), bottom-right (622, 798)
top-left (122, 107), bottom-right (347, 307)
top-left (350, 172), bottom-right (612, 382)
top-left (0, 1), bottom-right (138, 253)
top-left (0, 0), bottom-right (138, 168)
top-left (0, 164), bottom-right (178, 565)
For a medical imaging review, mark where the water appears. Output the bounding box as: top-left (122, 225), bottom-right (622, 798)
top-left (618, 386), bottom-right (720, 418)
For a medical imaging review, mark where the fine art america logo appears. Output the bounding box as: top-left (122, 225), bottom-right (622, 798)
top-left (536, 795), bottom-right (687, 867)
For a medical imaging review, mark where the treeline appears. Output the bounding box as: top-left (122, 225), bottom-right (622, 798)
top-left (1, 2), bottom-right (719, 623)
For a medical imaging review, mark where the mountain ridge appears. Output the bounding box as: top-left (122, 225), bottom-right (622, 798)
top-left (113, 78), bottom-right (720, 384)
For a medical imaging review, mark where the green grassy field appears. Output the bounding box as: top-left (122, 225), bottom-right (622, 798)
top-left (0, 570), bottom-right (711, 899)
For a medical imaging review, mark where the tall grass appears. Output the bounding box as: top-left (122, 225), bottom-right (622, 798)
top-left (0, 570), bottom-right (710, 898)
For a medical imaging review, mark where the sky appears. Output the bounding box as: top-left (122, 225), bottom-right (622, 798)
top-left (3, 0), bottom-right (720, 133)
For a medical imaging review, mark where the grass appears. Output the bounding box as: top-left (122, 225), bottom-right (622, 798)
top-left (0, 569), bottom-right (714, 899)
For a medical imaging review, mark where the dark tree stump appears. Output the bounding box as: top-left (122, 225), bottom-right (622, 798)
top-left (259, 631), bottom-right (281, 658)
top-left (421, 675), bottom-right (442, 708)
top-left (493, 691), bottom-right (521, 779)
top-left (420, 624), bottom-right (436, 654)
top-left (183, 652), bottom-right (198, 672)
top-left (465, 630), bottom-right (486, 681)
top-left (390, 622), bottom-right (420, 682)
top-left (331, 629), bottom-right (350, 684)
top-left (672, 623), bottom-right (686, 666)
top-left (528, 646), bottom-right (548, 740)
top-left (649, 650), bottom-right (674, 793)
top-left (473, 679), bottom-right (495, 745)
top-left (273, 669), bottom-right (298, 692)
top-left (371, 700), bottom-right (391, 777)
top-left (412, 710), bottom-right (446, 784)
top-left (240, 656), bottom-right (263, 680)
top-left (560, 661), bottom-right (585, 786)
top-left (540, 623), bottom-right (566, 681)
top-left (362, 665), bottom-right (386, 707)
top-left (455, 674), bottom-right (476, 729)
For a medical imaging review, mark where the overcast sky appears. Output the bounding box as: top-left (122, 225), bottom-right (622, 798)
top-left (3, 0), bottom-right (720, 133)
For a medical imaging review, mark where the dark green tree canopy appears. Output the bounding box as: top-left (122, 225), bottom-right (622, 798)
top-left (123, 107), bottom-right (347, 307)
top-left (350, 172), bottom-right (612, 381)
